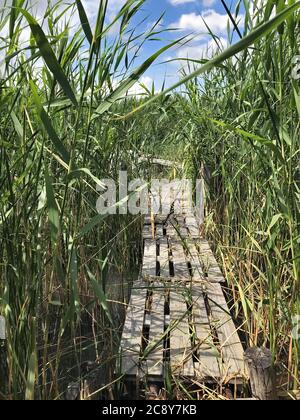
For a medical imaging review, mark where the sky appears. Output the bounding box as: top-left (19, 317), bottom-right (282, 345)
top-left (0, 0), bottom-right (245, 92)
top-left (110, 0), bottom-right (244, 92)
top-left (131, 0), bottom-right (241, 90)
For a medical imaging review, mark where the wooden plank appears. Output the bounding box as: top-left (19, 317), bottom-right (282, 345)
top-left (169, 233), bottom-right (194, 377)
top-left (159, 238), bottom-right (170, 278)
top-left (179, 227), bottom-right (189, 238)
top-left (198, 240), bottom-right (225, 283)
top-left (174, 215), bottom-right (188, 238)
top-left (146, 283), bottom-right (166, 377)
top-left (142, 239), bottom-right (157, 279)
top-left (120, 279), bottom-right (148, 376)
top-left (181, 200), bottom-right (192, 215)
top-left (166, 222), bottom-right (178, 239)
top-left (143, 224), bottom-right (153, 239)
top-left (185, 216), bottom-right (199, 238)
top-left (206, 283), bottom-right (246, 379)
top-left (190, 285), bottom-right (221, 379)
top-left (155, 214), bottom-right (168, 224)
top-left (169, 288), bottom-right (194, 377)
top-left (185, 240), bottom-right (203, 283)
top-left (175, 215), bottom-right (185, 225)
top-left (156, 224), bottom-right (163, 238)
top-left (144, 215), bottom-right (151, 225)
top-left (171, 240), bottom-right (190, 282)
top-left (180, 187), bottom-right (193, 215)
top-left (149, 239), bottom-right (169, 377)
top-left (138, 156), bottom-right (179, 168)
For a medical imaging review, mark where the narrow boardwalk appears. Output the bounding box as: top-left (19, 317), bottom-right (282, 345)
top-left (120, 188), bottom-right (247, 397)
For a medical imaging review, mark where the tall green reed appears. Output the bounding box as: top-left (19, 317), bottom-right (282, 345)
top-left (0, 0), bottom-right (177, 399)
top-left (178, 0), bottom-right (300, 390)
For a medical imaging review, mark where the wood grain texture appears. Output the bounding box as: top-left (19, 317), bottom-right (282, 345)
top-left (145, 283), bottom-right (166, 377)
top-left (186, 240), bottom-right (204, 283)
top-left (142, 239), bottom-right (157, 278)
top-left (156, 224), bottom-right (163, 238)
top-left (143, 224), bottom-right (153, 239)
top-left (244, 347), bottom-right (277, 400)
top-left (166, 222), bottom-right (178, 239)
top-left (169, 288), bottom-right (194, 377)
top-left (159, 238), bottom-right (170, 278)
top-left (198, 240), bottom-right (225, 283)
top-left (120, 279), bottom-right (148, 376)
top-left (185, 215), bottom-right (199, 238)
top-left (190, 284), bottom-right (220, 379)
top-left (207, 283), bottom-right (246, 379)
top-left (171, 240), bottom-right (190, 282)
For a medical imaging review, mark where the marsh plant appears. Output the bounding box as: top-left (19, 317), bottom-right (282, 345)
top-left (0, 0), bottom-right (299, 400)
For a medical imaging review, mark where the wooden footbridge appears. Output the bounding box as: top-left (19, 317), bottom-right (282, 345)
top-left (119, 179), bottom-right (248, 399)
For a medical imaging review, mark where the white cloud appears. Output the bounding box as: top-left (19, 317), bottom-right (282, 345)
top-left (175, 10), bottom-right (227, 33)
top-left (169, 0), bottom-right (196, 5)
top-left (108, 0), bottom-right (126, 10)
top-left (127, 76), bottom-right (154, 96)
top-left (100, 75), bottom-right (154, 98)
top-left (169, 0), bottom-right (216, 6)
top-left (165, 36), bottom-right (227, 76)
top-left (202, 0), bottom-right (216, 7)
top-left (177, 37), bottom-right (227, 60)
top-left (171, 9), bottom-right (244, 35)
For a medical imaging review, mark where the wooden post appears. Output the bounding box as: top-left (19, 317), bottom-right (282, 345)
top-left (0, 316), bottom-right (8, 398)
top-left (244, 347), bottom-right (277, 400)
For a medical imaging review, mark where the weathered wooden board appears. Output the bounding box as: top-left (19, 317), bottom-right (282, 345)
top-left (166, 222), bottom-right (178, 239)
top-left (171, 240), bottom-right (190, 282)
top-left (185, 215), bottom-right (199, 238)
top-left (146, 283), bottom-right (166, 377)
top-left (169, 288), bottom-right (194, 377)
top-left (120, 280), bottom-right (148, 376)
top-left (190, 285), bottom-right (221, 379)
top-left (159, 238), bottom-right (170, 278)
top-left (143, 240), bottom-right (157, 279)
top-left (155, 214), bottom-right (168, 224)
top-left (143, 224), bottom-right (153, 239)
top-left (144, 215), bottom-right (151, 225)
top-left (206, 283), bottom-right (246, 379)
top-left (179, 226), bottom-right (189, 239)
top-left (198, 240), bottom-right (225, 283)
top-left (175, 215), bottom-right (185, 225)
top-left (185, 240), bottom-right (204, 283)
top-left (156, 224), bottom-right (164, 238)
top-left (180, 199), bottom-right (192, 215)
top-left (169, 239), bottom-right (194, 376)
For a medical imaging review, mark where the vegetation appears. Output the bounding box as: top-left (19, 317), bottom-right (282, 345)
top-left (0, 0), bottom-right (299, 399)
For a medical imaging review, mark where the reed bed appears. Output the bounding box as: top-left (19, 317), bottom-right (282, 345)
top-left (0, 0), bottom-right (299, 399)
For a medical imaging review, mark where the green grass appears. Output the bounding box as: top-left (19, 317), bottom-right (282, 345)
top-left (0, 0), bottom-right (299, 399)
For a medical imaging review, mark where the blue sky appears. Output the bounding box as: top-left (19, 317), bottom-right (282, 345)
top-left (110, 0), bottom-right (244, 91)
top-left (0, 0), bottom-right (244, 91)
top-left (48, 0), bottom-right (243, 92)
